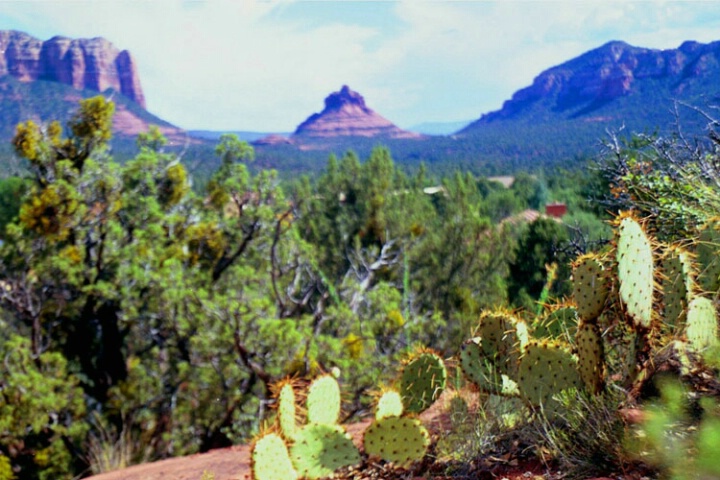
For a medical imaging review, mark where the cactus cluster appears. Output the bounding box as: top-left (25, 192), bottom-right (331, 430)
top-left (252, 375), bottom-right (359, 480)
top-left (459, 214), bottom-right (720, 414)
top-left (251, 350), bottom-right (447, 479)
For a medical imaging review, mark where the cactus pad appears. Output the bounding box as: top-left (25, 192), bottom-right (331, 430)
top-left (685, 297), bottom-right (718, 351)
top-left (399, 351), bottom-right (447, 413)
top-left (573, 254), bottom-right (608, 321)
top-left (375, 389), bottom-right (404, 420)
top-left (306, 375), bottom-right (341, 425)
top-left (575, 321), bottom-right (604, 394)
top-left (662, 247), bottom-right (694, 329)
top-left (532, 306), bottom-right (578, 342)
top-left (277, 382), bottom-right (298, 441)
top-left (251, 432), bottom-right (298, 480)
top-left (517, 340), bottom-right (582, 413)
top-left (473, 311), bottom-right (528, 378)
top-left (616, 216), bottom-right (654, 328)
top-left (289, 424), bottom-right (360, 479)
top-left (363, 416), bottom-right (430, 466)
top-left (459, 337), bottom-right (505, 394)
top-left (697, 219), bottom-right (720, 292)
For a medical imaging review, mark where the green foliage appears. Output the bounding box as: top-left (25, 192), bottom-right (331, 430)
top-left (0, 177), bottom-right (27, 238)
top-left (0, 335), bottom-right (87, 479)
top-left (630, 378), bottom-right (720, 480)
top-left (508, 217), bottom-right (570, 307)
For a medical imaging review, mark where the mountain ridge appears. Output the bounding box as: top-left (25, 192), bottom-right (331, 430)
top-left (460, 39), bottom-right (720, 132)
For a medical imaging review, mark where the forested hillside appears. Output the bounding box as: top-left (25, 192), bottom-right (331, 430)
top-left (0, 97), bottom-right (611, 479)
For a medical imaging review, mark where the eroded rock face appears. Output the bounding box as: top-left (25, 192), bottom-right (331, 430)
top-left (0, 30), bottom-right (145, 107)
top-left (293, 85), bottom-right (421, 139)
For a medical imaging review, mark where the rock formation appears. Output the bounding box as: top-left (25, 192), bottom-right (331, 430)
top-left (293, 85), bottom-right (421, 139)
top-left (0, 30), bottom-right (145, 107)
top-left (462, 39), bottom-right (720, 128)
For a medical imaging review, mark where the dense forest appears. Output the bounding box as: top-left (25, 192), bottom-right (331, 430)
top-left (1, 97), bottom-right (719, 480)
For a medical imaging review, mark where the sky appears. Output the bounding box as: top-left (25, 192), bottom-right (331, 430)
top-left (1, 1), bottom-right (719, 132)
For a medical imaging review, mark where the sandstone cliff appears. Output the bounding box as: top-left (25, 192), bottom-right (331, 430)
top-left (0, 30), bottom-right (145, 107)
top-left (293, 85), bottom-right (421, 139)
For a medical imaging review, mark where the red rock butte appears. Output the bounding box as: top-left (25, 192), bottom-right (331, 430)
top-left (0, 30), bottom-right (145, 108)
top-left (293, 85), bottom-right (421, 139)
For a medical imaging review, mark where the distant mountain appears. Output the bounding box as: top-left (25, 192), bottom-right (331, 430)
top-left (0, 31), bottom-right (192, 166)
top-left (0, 30), bottom-right (145, 107)
top-left (189, 130), bottom-right (291, 142)
top-left (459, 40), bottom-right (720, 135)
top-left (407, 120), bottom-right (472, 136)
top-left (291, 85), bottom-right (423, 140)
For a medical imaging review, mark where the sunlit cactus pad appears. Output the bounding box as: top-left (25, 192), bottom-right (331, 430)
top-left (616, 216), bottom-right (654, 328)
top-left (363, 416), bottom-right (430, 466)
top-left (572, 253), bottom-right (608, 321)
top-left (277, 382), bottom-right (298, 441)
top-left (375, 389), bottom-right (404, 420)
top-left (662, 247), bottom-right (693, 329)
top-left (575, 321), bottom-right (604, 394)
top-left (685, 297), bottom-right (718, 351)
top-left (517, 340), bottom-right (582, 412)
top-left (289, 424), bottom-right (360, 479)
top-left (399, 351), bottom-right (447, 413)
top-left (306, 374), bottom-right (341, 425)
top-left (251, 432), bottom-right (298, 480)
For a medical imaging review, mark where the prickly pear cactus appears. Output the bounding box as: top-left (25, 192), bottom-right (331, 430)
top-left (460, 337), bottom-right (515, 395)
top-left (306, 374), bottom-right (341, 425)
top-left (517, 340), bottom-right (583, 414)
top-left (251, 432), bottom-right (298, 480)
top-left (573, 254), bottom-right (609, 321)
top-left (575, 321), bottom-right (604, 394)
top-left (363, 416), bottom-right (430, 466)
top-left (473, 311), bottom-right (528, 378)
top-left (685, 297), bottom-right (718, 351)
top-left (375, 389), bottom-right (404, 420)
top-left (276, 382), bottom-right (298, 441)
top-left (289, 424), bottom-right (360, 479)
top-left (399, 351), bottom-right (447, 413)
top-left (662, 246), bottom-right (694, 329)
top-left (696, 219), bottom-right (720, 293)
top-left (532, 305), bottom-right (578, 343)
top-left (616, 216), bottom-right (655, 329)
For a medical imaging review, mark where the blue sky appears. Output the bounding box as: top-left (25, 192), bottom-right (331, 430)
top-left (1, 1), bottom-right (719, 131)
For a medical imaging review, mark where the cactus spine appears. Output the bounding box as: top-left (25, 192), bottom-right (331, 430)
top-left (399, 350), bottom-right (447, 413)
